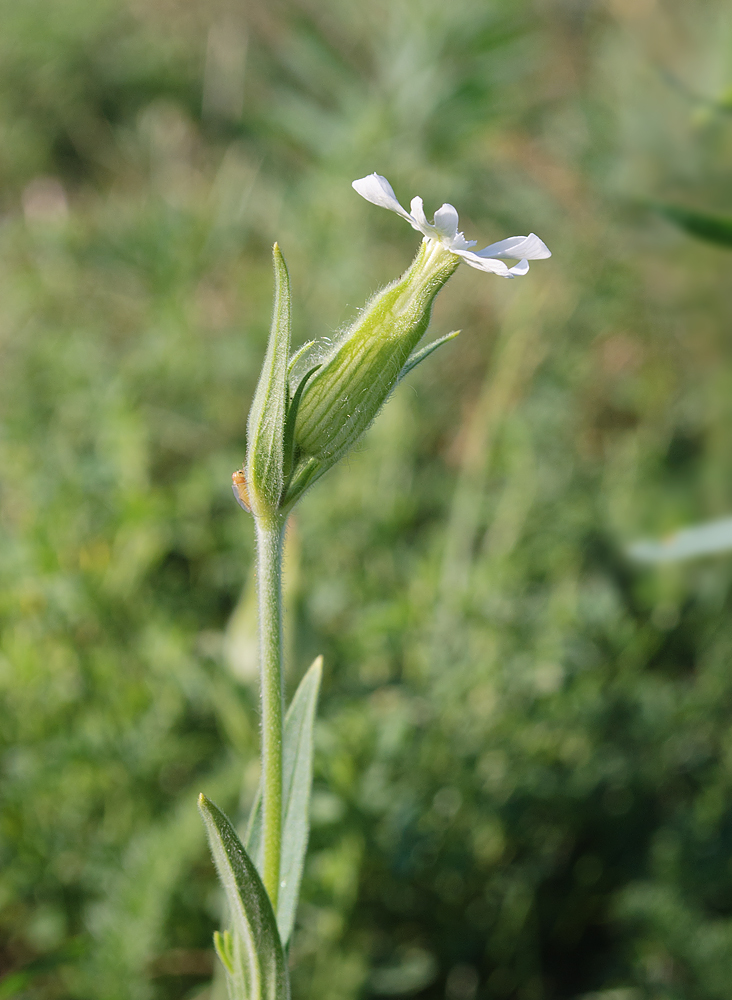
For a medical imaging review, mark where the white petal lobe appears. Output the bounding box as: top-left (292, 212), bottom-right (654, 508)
top-left (409, 197), bottom-right (432, 236)
top-left (477, 233), bottom-right (551, 260)
top-left (433, 203), bottom-right (459, 240)
top-left (455, 249), bottom-right (512, 275)
top-left (352, 174), bottom-right (413, 222)
top-left (506, 259), bottom-right (531, 277)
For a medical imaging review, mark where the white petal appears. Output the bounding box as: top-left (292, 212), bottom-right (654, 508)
top-left (451, 232), bottom-right (477, 251)
top-left (408, 196), bottom-right (435, 238)
top-left (409, 196), bottom-right (428, 228)
top-left (506, 258), bottom-right (530, 278)
top-left (352, 174), bottom-right (413, 223)
top-left (454, 249), bottom-right (512, 275)
top-left (454, 251), bottom-right (532, 278)
top-left (476, 233), bottom-right (551, 260)
top-left (432, 203), bottom-right (459, 240)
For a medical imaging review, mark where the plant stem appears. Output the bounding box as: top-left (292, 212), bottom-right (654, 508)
top-left (255, 513), bottom-right (286, 910)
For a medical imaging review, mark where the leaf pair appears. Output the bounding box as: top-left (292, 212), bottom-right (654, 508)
top-left (199, 797), bottom-right (289, 1000)
top-left (199, 656), bottom-right (322, 999)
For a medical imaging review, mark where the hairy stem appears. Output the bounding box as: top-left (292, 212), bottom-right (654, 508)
top-left (255, 514), bottom-right (286, 908)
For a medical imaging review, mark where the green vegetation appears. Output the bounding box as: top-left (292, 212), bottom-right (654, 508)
top-left (2, 1), bottom-right (732, 998)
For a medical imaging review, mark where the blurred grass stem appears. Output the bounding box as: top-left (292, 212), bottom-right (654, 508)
top-left (255, 514), bottom-right (286, 909)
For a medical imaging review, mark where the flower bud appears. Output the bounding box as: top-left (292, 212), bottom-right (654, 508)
top-left (293, 239), bottom-right (459, 471)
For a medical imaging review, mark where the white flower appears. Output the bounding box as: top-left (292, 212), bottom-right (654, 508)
top-left (352, 173), bottom-right (551, 278)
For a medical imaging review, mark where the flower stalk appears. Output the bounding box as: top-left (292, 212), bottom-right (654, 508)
top-left (201, 173), bottom-right (551, 1000)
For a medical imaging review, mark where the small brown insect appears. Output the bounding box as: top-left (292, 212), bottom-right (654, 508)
top-left (232, 468), bottom-right (251, 512)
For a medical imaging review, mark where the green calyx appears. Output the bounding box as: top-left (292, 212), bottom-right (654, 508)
top-left (289, 240), bottom-right (459, 488)
top-left (242, 240), bottom-right (461, 518)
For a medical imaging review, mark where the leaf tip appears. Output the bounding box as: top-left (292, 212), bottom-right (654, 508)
top-left (213, 930), bottom-right (235, 975)
top-left (271, 241), bottom-right (290, 290)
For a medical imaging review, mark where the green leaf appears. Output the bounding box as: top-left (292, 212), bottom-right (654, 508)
top-left (651, 202), bottom-right (732, 249)
top-left (213, 929), bottom-right (236, 975)
top-left (246, 655), bottom-right (323, 945)
top-left (398, 330), bottom-right (460, 382)
top-left (199, 795), bottom-right (290, 1000)
top-left (245, 244), bottom-right (292, 515)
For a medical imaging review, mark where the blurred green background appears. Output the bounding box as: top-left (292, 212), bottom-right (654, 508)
top-left (2, 1), bottom-right (732, 998)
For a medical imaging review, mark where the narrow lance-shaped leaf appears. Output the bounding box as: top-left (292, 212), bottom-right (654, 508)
top-left (246, 244), bottom-right (292, 516)
top-left (282, 366), bottom-right (321, 488)
top-left (199, 794), bottom-right (290, 1000)
top-left (246, 655), bottom-right (323, 945)
top-left (397, 330), bottom-right (460, 383)
top-left (287, 340), bottom-right (316, 377)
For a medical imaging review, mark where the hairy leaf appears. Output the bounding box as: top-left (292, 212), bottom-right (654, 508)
top-left (199, 795), bottom-right (290, 1000)
top-left (398, 330), bottom-right (460, 382)
top-left (246, 656), bottom-right (323, 945)
top-left (245, 244), bottom-right (292, 515)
